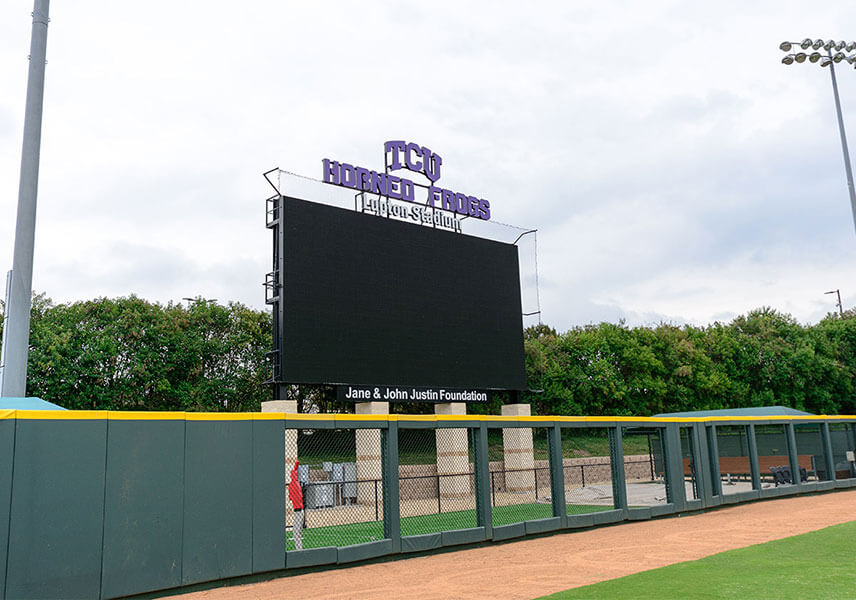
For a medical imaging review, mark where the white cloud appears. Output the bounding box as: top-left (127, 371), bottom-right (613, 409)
top-left (2, 0), bottom-right (856, 332)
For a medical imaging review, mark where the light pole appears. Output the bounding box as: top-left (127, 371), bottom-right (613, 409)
top-left (780, 39), bottom-right (856, 236)
top-left (825, 289), bottom-right (843, 315)
top-left (0, 1), bottom-right (51, 398)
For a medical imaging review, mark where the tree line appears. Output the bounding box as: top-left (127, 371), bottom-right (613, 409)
top-left (2, 295), bottom-right (270, 411)
top-left (520, 308), bottom-right (856, 417)
top-left (2, 296), bottom-right (855, 416)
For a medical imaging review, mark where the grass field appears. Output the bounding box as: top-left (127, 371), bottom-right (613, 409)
top-left (285, 502), bottom-right (615, 550)
top-left (537, 520), bottom-right (856, 599)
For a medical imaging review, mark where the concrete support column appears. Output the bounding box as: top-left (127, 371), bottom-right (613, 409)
top-left (435, 403), bottom-right (470, 500)
top-left (356, 402), bottom-right (388, 505)
top-left (502, 404), bottom-right (534, 493)
top-left (262, 400), bottom-right (298, 521)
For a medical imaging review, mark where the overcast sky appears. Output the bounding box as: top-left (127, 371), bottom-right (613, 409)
top-left (2, 1), bottom-right (856, 332)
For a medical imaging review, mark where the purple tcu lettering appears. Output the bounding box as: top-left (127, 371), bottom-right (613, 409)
top-left (422, 147), bottom-right (442, 182)
top-left (405, 143), bottom-right (422, 172)
top-left (340, 163), bottom-right (356, 188)
top-left (384, 140), bottom-right (406, 170)
top-left (387, 175), bottom-right (402, 199)
top-left (427, 185), bottom-right (442, 207)
top-left (454, 192), bottom-right (469, 215)
top-left (401, 178), bottom-right (415, 202)
top-left (322, 144), bottom-right (490, 222)
top-left (322, 159), bottom-right (339, 185)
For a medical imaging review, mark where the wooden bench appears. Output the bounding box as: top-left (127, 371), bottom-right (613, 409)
top-left (682, 455), bottom-right (813, 478)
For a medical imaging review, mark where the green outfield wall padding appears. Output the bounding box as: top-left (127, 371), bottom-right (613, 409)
top-left (0, 419), bottom-right (14, 598)
top-left (181, 420), bottom-right (253, 586)
top-left (1, 412), bottom-right (856, 599)
top-left (5, 419), bottom-right (108, 600)
top-left (252, 420), bottom-right (285, 573)
top-left (492, 522), bottom-right (526, 541)
top-left (101, 419), bottom-right (185, 599)
top-left (401, 533), bottom-right (442, 553)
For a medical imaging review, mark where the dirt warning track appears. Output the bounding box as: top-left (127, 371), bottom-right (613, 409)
top-left (176, 490), bottom-right (856, 600)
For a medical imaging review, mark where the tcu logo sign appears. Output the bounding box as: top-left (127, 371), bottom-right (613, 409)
top-left (383, 140), bottom-right (442, 182)
top-left (322, 141), bottom-right (491, 221)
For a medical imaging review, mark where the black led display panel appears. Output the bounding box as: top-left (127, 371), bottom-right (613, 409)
top-left (280, 196), bottom-right (527, 390)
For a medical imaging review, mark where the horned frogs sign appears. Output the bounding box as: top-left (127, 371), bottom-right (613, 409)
top-left (322, 141), bottom-right (492, 232)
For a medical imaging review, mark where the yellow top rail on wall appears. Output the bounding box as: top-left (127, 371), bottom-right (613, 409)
top-left (2, 409), bottom-right (856, 423)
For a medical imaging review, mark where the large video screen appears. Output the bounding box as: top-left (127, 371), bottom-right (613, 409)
top-left (280, 196), bottom-right (527, 390)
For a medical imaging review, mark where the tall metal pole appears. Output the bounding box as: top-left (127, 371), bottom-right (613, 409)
top-left (0, 0), bottom-right (50, 397)
top-left (826, 49), bottom-right (856, 237)
top-left (825, 289), bottom-right (844, 315)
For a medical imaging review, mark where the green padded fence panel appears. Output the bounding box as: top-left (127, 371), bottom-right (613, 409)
top-left (401, 533), bottom-right (442, 553)
top-left (101, 419), bottom-right (185, 599)
top-left (441, 527), bottom-right (486, 547)
top-left (492, 522), bottom-right (526, 541)
top-left (182, 420), bottom-right (253, 586)
top-left (567, 513), bottom-right (595, 528)
top-left (285, 547), bottom-right (337, 569)
top-left (336, 539), bottom-right (393, 565)
top-left (591, 508), bottom-right (624, 525)
top-left (525, 517), bottom-right (561, 535)
top-left (0, 418), bottom-right (14, 598)
top-left (627, 507), bottom-right (653, 520)
top-left (5, 419), bottom-right (107, 600)
top-left (252, 419), bottom-right (286, 574)
top-left (650, 503), bottom-right (676, 517)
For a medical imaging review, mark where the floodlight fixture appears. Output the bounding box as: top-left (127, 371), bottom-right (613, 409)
top-left (778, 37), bottom-right (856, 239)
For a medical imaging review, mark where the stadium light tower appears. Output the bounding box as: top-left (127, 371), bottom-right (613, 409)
top-left (780, 39), bottom-right (856, 236)
top-left (0, 1), bottom-right (50, 398)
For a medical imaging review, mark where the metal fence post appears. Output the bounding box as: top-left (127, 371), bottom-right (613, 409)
top-left (548, 424), bottom-right (566, 527)
top-left (474, 423), bottom-right (492, 537)
top-left (747, 424), bottom-right (762, 491)
top-left (786, 422), bottom-right (802, 487)
top-left (689, 423), bottom-right (709, 504)
top-left (706, 425), bottom-right (722, 497)
top-left (664, 423), bottom-right (685, 509)
top-left (382, 422), bottom-right (401, 552)
top-left (609, 426), bottom-right (627, 510)
top-left (821, 422), bottom-right (836, 482)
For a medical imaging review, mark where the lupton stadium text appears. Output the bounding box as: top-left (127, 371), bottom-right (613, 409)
top-left (363, 196), bottom-right (462, 233)
top-left (322, 140), bottom-right (491, 221)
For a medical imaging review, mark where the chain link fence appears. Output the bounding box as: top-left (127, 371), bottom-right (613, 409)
top-left (560, 427), bottom-right (617, 514)
top-left (623, 427), bottom-right (669, 506)
top-left (754, 424), bottom-right (794, 487)
top-left (715, 425), bottom-right (753, 494)
top-left (398, 427), bottom-right (478, 537)
top-left (793, 423), bottom-right (827, 482)
top-left (286, 428), bottom-right (384, 550)
top-left (829, 423), bottom-right (856, 480)
top-left (276, 418), bottom-right (856, 556)
top-left (487, 427), bottom-right (554, 526)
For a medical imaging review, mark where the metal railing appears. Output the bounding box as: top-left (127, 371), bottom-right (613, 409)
top-left (301, 478), bottom-right (381, 527)
top-left (562, 458), bottom-right (655, 487)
